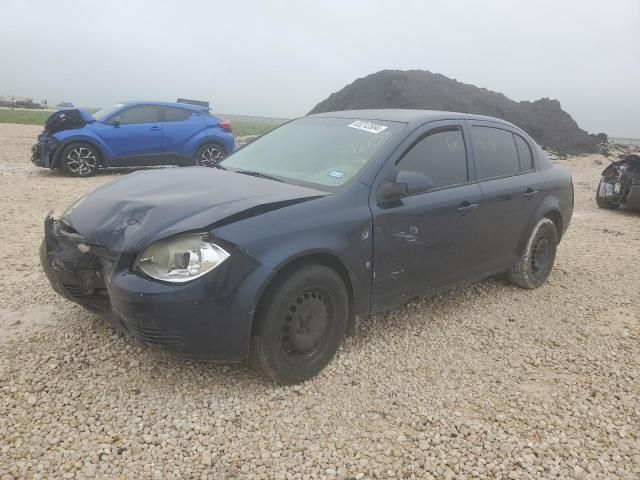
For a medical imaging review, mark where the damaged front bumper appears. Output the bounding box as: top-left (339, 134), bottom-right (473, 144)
top-left (40, 215), bottom-right (270, 361)
top-left (31, 133), bottom-right (58, 168)
top-left (598, 178), bottom-right (640, 206)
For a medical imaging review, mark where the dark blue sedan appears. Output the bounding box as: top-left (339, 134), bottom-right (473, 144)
top-left (31, 101), bottom-right (235, 176)
top-left (40, 110), bottom-right (574, 383)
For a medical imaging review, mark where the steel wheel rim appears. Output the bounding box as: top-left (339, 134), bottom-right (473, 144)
top-left (66, 147), bottom-right (97, 175)
top-left (280, 289), bottom-right (332, 363)
top-left (199, 146), bottom-right (224, 167)
top-left (531, 235), bottom-right (551, 279)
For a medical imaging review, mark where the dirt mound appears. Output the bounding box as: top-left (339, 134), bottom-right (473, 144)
top-left (310, 70), bottom-right (601, 155)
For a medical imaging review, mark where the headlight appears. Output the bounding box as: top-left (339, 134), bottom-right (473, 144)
top-left (135, 234), bottom-right (230, 283)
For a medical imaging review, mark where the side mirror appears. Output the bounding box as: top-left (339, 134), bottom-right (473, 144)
top-left (378, 170), bottom-right (433, 203)
top-left (111, 117), bottom-right (121, 127)
top-left (395, 170), bottom-right (433, 195)
top-left (378, 181), bottom-right (408, 201)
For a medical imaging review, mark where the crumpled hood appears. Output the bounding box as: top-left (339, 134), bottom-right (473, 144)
top-left (62, 168), bottom-right (326, 253)
top-left (44, 108), bottom-right (94, 135)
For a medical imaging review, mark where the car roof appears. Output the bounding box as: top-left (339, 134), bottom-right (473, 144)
top-left (308, 109), bottom-right (515, 126)
top-left (120, 101), bottom-right (207, 111)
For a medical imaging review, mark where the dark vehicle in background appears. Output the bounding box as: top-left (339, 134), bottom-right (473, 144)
top-left (40, 110), bottom-right (573, 383)
top-left (596, 150), bottom-right (640, 209)
top-left (31, 101), bottom-right (235, 177)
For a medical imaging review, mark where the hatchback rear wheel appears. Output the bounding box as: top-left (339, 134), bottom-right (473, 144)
top-left (195, 143), bottom-right (226, 167)
top-left (250, 264), bottom-right (348, 384)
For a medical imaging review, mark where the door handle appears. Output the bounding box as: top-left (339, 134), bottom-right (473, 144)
top-left (456, 201), bottom-right (479, 215)
top-left (523, 188), bottom-right (540, 199)
top-left (150, 126), bottom-right (161, 131)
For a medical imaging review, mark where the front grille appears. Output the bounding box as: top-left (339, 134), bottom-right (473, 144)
top-left (63, 284), bottom-right (109, 300)
top-left (126, 323), bottom-right (185, 348)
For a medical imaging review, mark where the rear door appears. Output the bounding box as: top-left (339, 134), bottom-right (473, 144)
top-left (468, 122), bottom-right (545, 272)
top-left (370, 121), bottom-right (483, 310)
top-left (100, 105), bottom-right (163, 166)
top-left (162, 106), bottom-right (205, 165)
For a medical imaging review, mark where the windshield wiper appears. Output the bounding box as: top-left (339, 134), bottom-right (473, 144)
top-left (233, 169), bottom-right (285, 183)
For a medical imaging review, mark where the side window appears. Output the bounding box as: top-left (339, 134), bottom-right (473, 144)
top-left (164, 107), bottom-right (193, 122)
top-left (472, 126), bottom-right (519, 180)
top-left (112, 106), bottom-right (163, 125)
top-left (398, 128), bottom-right (468, 189)
top-left (514, 134), bottom-right (533, 171)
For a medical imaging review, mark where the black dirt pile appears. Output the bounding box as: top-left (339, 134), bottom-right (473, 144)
top-left (310, 70), bottom-right (601, 155)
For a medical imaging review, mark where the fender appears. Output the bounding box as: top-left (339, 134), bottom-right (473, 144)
top-left (196, 128), bottom-right (235, 154)
top-left (267, 246), bottom-right (365, 312)
top-left (50, 131), bottom-right (114, 167)
top-left (211, 190), bottom-right (374, 319)
top-left (517, 194), bottom-right (562, 256)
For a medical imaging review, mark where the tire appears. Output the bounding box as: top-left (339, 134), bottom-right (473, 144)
top-left (250, 264), bottom-right (348, 384)
top-left (596, 198), bottom-right (619, 209)
top-left (508, 218), bottom-right (558, 289)
top-left (596, 179), bottom-right (620, 209)
top-left (60, 142), bottom-right (100, 177)
top-left (195, 143), bottom-right (226, 167)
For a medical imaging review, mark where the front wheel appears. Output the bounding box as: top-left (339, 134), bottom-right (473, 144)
top-left (60, 143), bottom-right (100, 177)
top-left (195, 143), bottom-right (226, 167)
top-left (250, 264), bottom-right (348, 384)
top-left (508, 218), bottom-right (558, 289)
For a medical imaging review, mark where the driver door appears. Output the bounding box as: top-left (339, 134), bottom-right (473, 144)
top-left (100, 105), bottom-right (163, 166)
top-left (370, 121), bottom-right (483, 310)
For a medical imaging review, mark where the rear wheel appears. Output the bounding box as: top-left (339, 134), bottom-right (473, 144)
top-left (60, 143), bottom-right (100, 177)
top-left (195, 143), bottom-right (226, 167)
top-left (508, 218), bottom-right (558, 289)
top-left (250, 264), bottom-right (348, 384)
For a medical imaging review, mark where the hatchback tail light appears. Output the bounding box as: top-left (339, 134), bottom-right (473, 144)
top-left (218, 120), bottom-right (232, 131)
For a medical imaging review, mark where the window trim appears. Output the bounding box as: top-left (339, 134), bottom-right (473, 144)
top-left (394, 125), bottom-right (472, 194)
top-left (469, 123), bottom-right (535, 183)
top-left (513, 132), bottom-right (534, 173)
top-left (163, 106), bottom-right (194, 123)
top-left (106, 105), bottom-right (163, 125)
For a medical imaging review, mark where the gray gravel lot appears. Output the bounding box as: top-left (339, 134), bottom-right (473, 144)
top-left (0, 123), bottom-right (639, 479)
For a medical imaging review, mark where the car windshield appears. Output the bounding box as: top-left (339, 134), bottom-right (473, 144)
top-left (220, 117), bottom-right (404, 191)
top-left (93, 104), bottom-right (125, 121)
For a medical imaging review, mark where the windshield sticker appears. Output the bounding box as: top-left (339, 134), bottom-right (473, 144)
top-left (347, 120), bottom-right (388, 134)
top-left (328, 169), bottom-right (345, 178)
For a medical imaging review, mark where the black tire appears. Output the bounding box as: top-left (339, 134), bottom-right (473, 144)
top-left (596, 198), bottom-right (619, 209)
top-left (596, 179), bottom-right (620, 209)
top-left (60, 142), bottom-right (100, 177)
top-left (195, 143), bottom-right (226, 167)
top-left (508, 218), bottom-right (558, 289)
top-left (250, 264), bottom-right (348, 384)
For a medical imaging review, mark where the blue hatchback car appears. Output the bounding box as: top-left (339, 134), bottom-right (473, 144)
top-left (31, 101), bottom-right (235, 177)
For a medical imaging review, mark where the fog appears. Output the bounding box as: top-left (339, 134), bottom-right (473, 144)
top-left (2, 0), bottom-right (639, 136)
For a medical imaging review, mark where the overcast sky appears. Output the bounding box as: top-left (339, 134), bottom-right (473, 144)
top-left (2, 0), bottom-right (639, 136)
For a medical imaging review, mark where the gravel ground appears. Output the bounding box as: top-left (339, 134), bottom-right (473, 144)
top-left (0, 123), bottom-right (639, 479)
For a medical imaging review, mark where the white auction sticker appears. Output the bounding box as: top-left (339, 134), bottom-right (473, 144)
top-left (347, 120), bottom-right (388, 134)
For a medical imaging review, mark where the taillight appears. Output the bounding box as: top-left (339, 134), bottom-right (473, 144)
top-left (218, 120), bottom-right (232, 131)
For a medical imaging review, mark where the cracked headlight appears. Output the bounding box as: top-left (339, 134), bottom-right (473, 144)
top-left (135, 234), bottom-right (230, 283)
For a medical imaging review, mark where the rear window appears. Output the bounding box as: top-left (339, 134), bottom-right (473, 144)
top-left (514, 134), bottom-right (533, 171)
top-left (164, 107), bottom-right (193, 122)
top-left (472, 126), bottom-right (520, 180)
